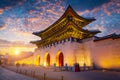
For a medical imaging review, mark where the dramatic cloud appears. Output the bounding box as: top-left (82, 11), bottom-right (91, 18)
top-left (79, 0), bottom-right (120, 36)
top-left (0, 0), bottom-right (26, 8)
top-left (0, 25), bottom-right (6, 30)
top-left (0, 39), bottom-right (10, 44)
top-left (0, 39), bottom-right (36, 47)
top-left (0, 8), bottom-right (3, 14)
top-left (67, 0), bottom-right (110, 11)
top-left (0, 39), bottom-right (36, 55)
top-left (0, 18), bottom-right (6, 30)
top-left (0, 0), bottom-right (119, 43)
top-left (26, 18), bottom-right (39, 23)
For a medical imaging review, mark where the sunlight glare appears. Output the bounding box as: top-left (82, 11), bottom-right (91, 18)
top-left (15, 49), bottom-right (19, 55)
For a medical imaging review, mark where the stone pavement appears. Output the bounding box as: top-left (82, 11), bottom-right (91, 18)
top-left (0, 67), bottom-right (37, 80)
top-left (4, 66), bottom-right (120, 80)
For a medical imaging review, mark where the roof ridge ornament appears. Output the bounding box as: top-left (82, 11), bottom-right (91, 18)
top-left (68, 16), bottom-right (73, 21)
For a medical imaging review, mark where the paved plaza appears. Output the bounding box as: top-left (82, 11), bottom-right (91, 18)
top-left (2, 66), bottom-right (120, 80)
top-left (0, 67), bottom-right (37, 80)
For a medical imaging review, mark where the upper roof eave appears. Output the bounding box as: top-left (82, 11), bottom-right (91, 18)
top-left (32, 5), bottom-right (95, 36)
top-left (89, 30), bottom-right (101, 34)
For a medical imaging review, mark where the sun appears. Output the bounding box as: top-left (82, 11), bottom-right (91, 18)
top-left (15, 49), bottom-right (19, 55)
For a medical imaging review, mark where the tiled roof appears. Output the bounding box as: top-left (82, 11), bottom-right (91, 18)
top-left (94, 33), bottom-right (120, 41)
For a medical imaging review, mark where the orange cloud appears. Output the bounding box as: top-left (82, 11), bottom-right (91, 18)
top-left (104, 8), bottom-right (111, 16)
top-left (26, 18), bottom-right (39, 22)
top-left (117, 3), bottom-right (120, 7)
top-left (0, 26), bottom-right (6, 30)
top-left (29, 10), bottom-right (36, 14)
top-left (47, 9), bottom-right (59, 15)
top-left (0, 8), bottom-right (3, 15)
top-left (0, 39), bottom-right (36, 55)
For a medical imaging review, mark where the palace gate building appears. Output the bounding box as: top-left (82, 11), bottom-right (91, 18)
top-left (16, 5), bottom-right (120, 70)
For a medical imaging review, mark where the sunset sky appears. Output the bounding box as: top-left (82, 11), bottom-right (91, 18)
top-left (0, 0), bottom-right (120, 54)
